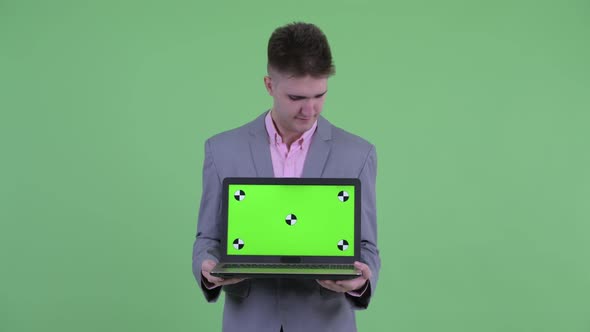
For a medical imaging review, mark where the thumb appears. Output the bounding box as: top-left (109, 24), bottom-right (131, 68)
top-left (202, 259), bottom-right (217, 273)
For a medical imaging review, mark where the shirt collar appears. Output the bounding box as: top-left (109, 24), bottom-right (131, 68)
top-left (264, 111), bottom-right (317, 148)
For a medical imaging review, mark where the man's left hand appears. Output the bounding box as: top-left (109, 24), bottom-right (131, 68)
top-left (316, 261), bottom-right (371, 293)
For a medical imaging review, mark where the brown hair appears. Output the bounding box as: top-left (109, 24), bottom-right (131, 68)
top-left (267, 22), bottom-right (335, 78)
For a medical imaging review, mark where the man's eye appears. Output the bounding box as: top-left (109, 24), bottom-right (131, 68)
top-left (288, 96), bottom-right (303, 101)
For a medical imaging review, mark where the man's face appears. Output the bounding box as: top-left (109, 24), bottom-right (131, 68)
top-left (264, 70), bottom-right (328, 140)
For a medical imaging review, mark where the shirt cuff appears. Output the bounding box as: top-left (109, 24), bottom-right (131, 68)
top-left (346, 281), bottom-right (369, 297)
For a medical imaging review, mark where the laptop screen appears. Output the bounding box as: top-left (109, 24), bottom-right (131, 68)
top-left (224, 180), bottom-right (358, 257)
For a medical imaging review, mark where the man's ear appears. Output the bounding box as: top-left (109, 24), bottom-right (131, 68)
top-left (263, 75), bottom-right (273, 96)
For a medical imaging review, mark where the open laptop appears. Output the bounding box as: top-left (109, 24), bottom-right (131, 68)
top-left (210, 177), bottom-right (362, 280)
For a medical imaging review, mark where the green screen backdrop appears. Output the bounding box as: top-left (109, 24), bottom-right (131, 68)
top-left (1, 0), bottom-right (589, 331)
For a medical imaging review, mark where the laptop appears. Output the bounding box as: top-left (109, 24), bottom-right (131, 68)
top-left (210, 177), bottom-right (362, 280)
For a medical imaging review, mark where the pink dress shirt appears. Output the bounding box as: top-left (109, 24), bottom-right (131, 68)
top-left (264, 111), bottom-right (316, 178)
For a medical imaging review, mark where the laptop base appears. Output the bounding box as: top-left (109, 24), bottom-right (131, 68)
top-left (211, 264), bottom-right (361, 280)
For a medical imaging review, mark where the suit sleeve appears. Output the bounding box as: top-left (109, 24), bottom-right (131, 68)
top-left (192, 139), bottom-right (223, 302)
top-left (346, 145), bottom-right (380, 309)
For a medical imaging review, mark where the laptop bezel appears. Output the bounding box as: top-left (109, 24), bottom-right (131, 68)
top-left (219, 177), bottom-right (361, 264)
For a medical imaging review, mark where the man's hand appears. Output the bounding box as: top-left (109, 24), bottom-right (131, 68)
top-left (201, 259), bottom-right (245, 288)
top-left (316, 261), bottom-right (371, 293)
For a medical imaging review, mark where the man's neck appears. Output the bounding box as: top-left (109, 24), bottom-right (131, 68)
top-left (277, 128), bottom-right (301, 151)
top-left (270, 112), bottom-right (302, 150)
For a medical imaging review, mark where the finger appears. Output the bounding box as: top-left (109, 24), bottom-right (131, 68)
top-left (325, 280), bottom-right (347, 289)
top-left (219, 278), bottom-right (245, 286)
top-left (318, 280), bottom-right (338, 288)
top-left (353, 261), bottom-right (367, 270)
top-left (203, 272), bottom-right (225, 285)
top-left (336, 278), bottom-right (364, 292)
top-left (354, 261), bottom-right (372, 280)
top-left (316, 280), bottom-right (335, 290)
top-left (317, 280), bottom-right (347, 293)
top-left (201, 265), bottom-right (224, 283)
top-left (201, 260), bottom-right (224, 284)
top-left (316, 279), bottom-right (328, 287)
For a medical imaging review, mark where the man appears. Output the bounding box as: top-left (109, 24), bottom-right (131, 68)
top-left (192, 22), bottom-right (380, 332)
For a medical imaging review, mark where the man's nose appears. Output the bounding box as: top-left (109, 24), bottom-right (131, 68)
top-left (301, 98), bottom-right (315, 115)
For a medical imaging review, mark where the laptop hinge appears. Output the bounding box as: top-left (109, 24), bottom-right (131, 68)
top-left (280, 256), bottom-right (301, 263)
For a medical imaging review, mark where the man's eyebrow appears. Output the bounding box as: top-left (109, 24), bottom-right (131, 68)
top-left (288, 90), bottom-right (328, 99)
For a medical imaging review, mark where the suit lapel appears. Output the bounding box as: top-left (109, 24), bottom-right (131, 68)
top-left (248, 113), bottom-right (274, 177)
top-left (302, 116), bottom-right (332, 178)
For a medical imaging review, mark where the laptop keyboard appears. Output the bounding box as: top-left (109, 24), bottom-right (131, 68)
top-left (223, 263), bottom-right (354, 270)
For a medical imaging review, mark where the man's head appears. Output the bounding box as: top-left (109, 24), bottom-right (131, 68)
top-left (264, 22), bottom-right (335, 144)
top-left (267, 22), bottom-right (335, 78)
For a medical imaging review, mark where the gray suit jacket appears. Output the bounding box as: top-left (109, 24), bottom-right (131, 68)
top-left (192, 112), bottom-right (380, 332)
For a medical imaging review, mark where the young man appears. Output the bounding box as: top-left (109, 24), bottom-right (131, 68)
top-left (192, 22), bottom-right (380, 332)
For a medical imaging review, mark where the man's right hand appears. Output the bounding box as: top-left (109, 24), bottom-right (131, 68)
top-left (201, 259), bottom-right (245, 288)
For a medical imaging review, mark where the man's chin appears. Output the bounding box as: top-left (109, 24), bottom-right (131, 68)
top-left (295, 118), bottom-right (315, 128)
top-left (294, 123), bottom-right (313, 133)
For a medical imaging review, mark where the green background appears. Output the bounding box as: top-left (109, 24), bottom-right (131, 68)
top-left (1, 0), bottom-right (589, 331)
top-left (227, 184), bottom-right (355, 256)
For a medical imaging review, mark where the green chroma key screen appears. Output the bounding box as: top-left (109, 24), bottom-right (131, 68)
top-left (227, 184), bottom-right (355, 256)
